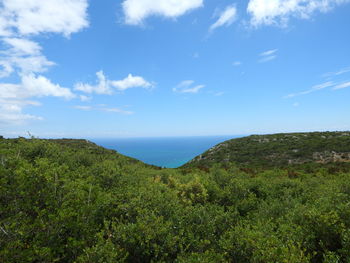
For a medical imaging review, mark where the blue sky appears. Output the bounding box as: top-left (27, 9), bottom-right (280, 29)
top-left (0, 0), bottom-right (350, 138)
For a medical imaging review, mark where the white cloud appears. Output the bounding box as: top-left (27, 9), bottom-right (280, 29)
top-left (0, 74), bottom-right (75, 100)
top-left (323, 67), bottom-right (350, 78)
top-left (10, 55), bottom-right (55, 74)
top-left (333, 81), bottom-right (350, 90)
top-left (285, 80), bottom-right (350, 98)
top-left (247, 0), bottom-right (350, 27)
top-left (260, 49), bottom-right (278, 56)
top-left (285, 81), bottom-right (334, 98)
top-left (22, 74), bottom-right (75, 98)
top-left (0, 74), bottom-right (74, 125)
top-left (0, 74), bottom-right (75, 125)
top-left (214, 92), bottom-right (224, 96)
top-left (0, 61), bottom-right (13, 78)
top-left (0, 38), bottom-right (55, 76)
top-left (259, 55), bottom-right (277, 63)
top-left (209, 5), bottom-right (237, 32)
top-left (79, 95), bottom-right (92, 102)
top-left (74, 105), bottom-right (92, 111)
top-left (74, 71), bottom-right (112, 95)
top-left (0, 0), bottom-right (89, 125)
top-left (0, 99), bottom-right (42, 125)
top-left (259, 49), bottom-right (278, 63)
top-left (173, 80), bottom-right (205, 94)
top-left (75, 71), bottom-right (153, 95)
top-left (0, 0), bottom-right (89, 37)
top-left (0, 112), bottom-right (42, 125)
top-left (74, 105), bottom-right (133, 115)
top-left (0, 0), bottom-right (89, 76)
top-left (184, 85), bottom-right (205, 93)
top-left (0, 16), bottom-right (11, 37)
top-left (233, 61), bottom-right (242, 66)
top-left (3, 38), bottom-right (41, 55)
top-left (110, 73), bottom-right (153, 91)
top-left (122, 0), bottom-right (203, 25)
top-left (333, 67), bottom-right (350, 76)
top-left (101, 107), bottom-right (134, 115)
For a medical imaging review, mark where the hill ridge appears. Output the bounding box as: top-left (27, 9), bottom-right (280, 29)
top-left (183, 131), bottom-right (350, 168)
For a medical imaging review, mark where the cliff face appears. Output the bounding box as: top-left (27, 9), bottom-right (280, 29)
top-left (183, 131), bottom-right (350, 168)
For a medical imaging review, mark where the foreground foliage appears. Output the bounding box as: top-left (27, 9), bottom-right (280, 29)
top-left (1, 137), bottom-right (350, 262)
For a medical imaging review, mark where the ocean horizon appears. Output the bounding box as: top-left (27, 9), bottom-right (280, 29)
top-left (92, 135), bottom-right (241, 168)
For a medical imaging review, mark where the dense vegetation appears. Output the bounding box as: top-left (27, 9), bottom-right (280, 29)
top-left (184, 132), bottom-right (350, 169)
top-left (1, 134), bottom-right (350, 262)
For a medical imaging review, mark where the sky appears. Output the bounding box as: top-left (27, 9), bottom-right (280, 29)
top-left (0, 0), bottom-right (350, 138)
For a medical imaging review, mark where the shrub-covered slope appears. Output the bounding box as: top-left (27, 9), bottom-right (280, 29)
top-left (1, 135), bottom-right (350, 262)
top-left (184, 131), bottom-right (350, 169)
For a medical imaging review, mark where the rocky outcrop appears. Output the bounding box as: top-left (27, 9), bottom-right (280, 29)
top-left (313, 151), bottom-right (350, 163)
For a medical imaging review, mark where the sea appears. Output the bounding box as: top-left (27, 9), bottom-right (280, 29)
top-left (92, 135), bottom-right (240, 168)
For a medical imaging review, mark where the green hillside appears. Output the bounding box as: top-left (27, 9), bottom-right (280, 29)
top-left (1, 134), bottom-right (350, 262)
top-left (184, 131), bottom-right (350, 169)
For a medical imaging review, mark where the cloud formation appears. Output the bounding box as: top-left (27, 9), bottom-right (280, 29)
top-left (233, 61), bottom-right (242, 66)
top-left (0, 0), bottom-right (89, 36)
top-left (285, 65), bottom-right (350, 98)
top-left (259, 49), bottom-right (278, 63)
top-left (0, 74), bottom-right (74, 124)
top-left (209, 5), bottom-right (237, 32)
top-left (75, 71), bottom-right (153, 95)
top-left (247, 0), bottom-right (350, 27)
top-left (0, 99), bottom-right (42, 125)
top-left (323, 67), bottom-right (350, 78)
top-left (111, 73), bottom-right (153, 91)
top-left (0, 74), bottom-right (75, 100)
top-left (75, 71), bottom-right (113, 95)
top-left (122, 0), bottom-right (203, 25)
top-left (0, 0), bottom-right (89, 125)
top-left (173, 80), bottom-right (205, 94)
top-left (0, 74), bottom-right (76, 125)
top-left (74, 104), bottom-right (133, 115)
top-left (3, 38), bottom-right (42, 55)
top-left (1, 38), bottom-right (55, 77)
top-left (333, 81), bottom-right (350, 90)
top-left (74, 105), bottom-right (92, 111)
top-left (285, 81), bottom-right (334, 98)
top-left (101, 107), bottom-right (133, 115)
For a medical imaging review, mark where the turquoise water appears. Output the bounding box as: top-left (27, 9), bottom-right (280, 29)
top-left (92, 136), bottom-right (239, 168)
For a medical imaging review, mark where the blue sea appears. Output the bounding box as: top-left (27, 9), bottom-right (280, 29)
top-left (92, 136), bottom-right (240, 168)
